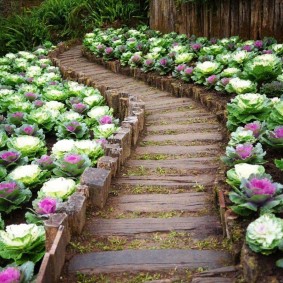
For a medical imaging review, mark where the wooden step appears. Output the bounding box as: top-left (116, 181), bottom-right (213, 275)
top-left (113, 174), bottom-right (215, 187)
top-left (85, 216), bottom-right (222, 237)
top-left (125, 158), bottom-right (218, 170)
top-left (143, 132), bottom-right (222, 143)
top-left (107, 192), bottom-right (206, 212)
top-left (134, 144), bottom-right (220, 156)
top-left (146, 123), bottom-right (220, 133)
top-left (68, 249), bottom-right (232, 274)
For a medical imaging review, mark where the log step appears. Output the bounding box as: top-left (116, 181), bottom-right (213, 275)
top-left (85, 216), bottom-right (222, 237)
top-left (108, 192), bottom-right (206, 212)
top-left (68, 249), bottom-right (232, 274)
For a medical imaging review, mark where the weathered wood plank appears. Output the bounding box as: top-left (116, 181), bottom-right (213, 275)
top-left (143, 132), bottom-right (222, 143)
top-left (125, 157), bottom-right (217, 170)
top-left (146, 123), bottom-right (219, 133)
top-left (147, 111), bottom-right (215, 121)
top-left (134, 144), bottom-right (220, 155)
top-left (108, 192), bottom-right (206, 212)
top-left (86, 216), bottom-right (222, 236)
top-left (68, 249), bottom-right (232, 274)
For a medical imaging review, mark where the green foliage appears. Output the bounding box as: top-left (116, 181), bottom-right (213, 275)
top-left (0, 0), bottom-right (148, 55)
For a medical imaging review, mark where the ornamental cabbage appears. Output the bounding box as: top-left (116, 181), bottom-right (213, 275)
top-left (93, 124), bottom-right (119, 138)
top-left (7, 165), bottom-right (48, 188)
top-left (222, 143), bottom-right (266, 167)
top-left (244, 54), bottom-right (282, 82)
top-left (228, 128), bottom-right (257, 146)
top-left (38, 177), bottom-right (76, 200)
top-left (73, 140), bottom-right (104, 164)
top-left (87, 106), bottom-right (113, 121)
top-left (226, 163), bottom-right (265, 189)
top-left (53, 153), bottom-right (91, 177)
top-left (261, 126), bottom-right (283, 147)
top-left (7, 136), bottom-right (46, 159)
top-left (174, 53), bottom-right (194, 64)
top-left (27, 109), bottom-right (56, 132)
top-left (226, 93), bottom-right (271, 131)
top-left (266, 101), bottom-right (283, 129)
top-left (51, 139), bottom-right (75, 158)
top-left (0, 262), bottom-right (35, 283)
top-left (0, 181), bottom-right (32, 214)
top-left (0, 224), bottom-right (46, 264)
top-left (246, 214), bottom-right (283, 254)
top-left (229, 174), bottom-right (283, 216)
top-left (192, 61), bottom-right (223, 84)
top-left (56, 121), bottom-right (90, 140)
top-left (225, 78), bottom-right (257, 95)
top-left (0, 150), bottom-right (28, 168)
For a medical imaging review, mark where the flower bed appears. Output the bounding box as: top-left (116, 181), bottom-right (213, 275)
top-left (82, 26), bottom-right (283, 281)
top-left (0, 41), bottom-right (145, 282)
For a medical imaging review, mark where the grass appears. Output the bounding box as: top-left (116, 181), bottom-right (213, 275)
top-left (136, 154), bottom-right (169, 160)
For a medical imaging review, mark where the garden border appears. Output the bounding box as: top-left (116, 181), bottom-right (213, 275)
top-left (34, 41), bottom-right (145, 283)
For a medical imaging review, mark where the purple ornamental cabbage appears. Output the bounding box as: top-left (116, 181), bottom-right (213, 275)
top-left (14, 124), bottom-right (45, 139)
top-left (206, 75), bottom-right (218, 86)
top-left (221, 143), bottom-right (266, 166)
top-left (37, 197), bottom-right (57, 214)
top-left (0, 181), bottom-right (32, 213)
top-left (53, 153), bottom-right (91, 177)
top-left (2, 124), bottom-right (16, 136)
top-left (33, 100), bottom-right (44, 108)
top-left (32, 155), bottom-right (55, 170)
top-left (229, 174), bottom-right (283, 216)
top-left (25, 92), bottom-right (38, 101)
top-left (244, 121), bottom-right (264, 138)
top-left (254, 40), bottom-right (263, 49)
top-left (56, 120), bottom-right (89, 140)
top-left (181, 67), bottom-right (194, 82)
top-left (261, 126), bottom-right (283, 147)
top-left (7, 112), bottom-right (25, 126)
top-left (99, 115), bottom-right (113, 125)
top-left (191, 43), bottom-right (202, 52)
top-left (242, 45), bottom-right (253, 52)
top-left (0, 150), bottom-right (27, 168)
top-left (72, 103), bottom-right (88, 114)
top-left (172, 64), bottom-right (187, 79)
top-left (0, 267), bottom-right (21, 283)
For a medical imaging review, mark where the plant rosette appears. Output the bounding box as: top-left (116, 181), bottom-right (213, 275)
top-left (222, 143), bottom-right (266, 166)
top-left (246, 213), bottom-right (283, 255)
top-left (0, 181), bottom-right (32, 214)
top-left (7, 136), bottom-right (46, 160)
top-left (0, 224), bottom-right (46, 264)
top-left (226, 163), bottom-right (266, 189)
top-left (0, 261), bottom-right (35, 283)
top-left (0, 150), bottom-right (28, 169)
top-left (7, 165), bottom-right (48, 189)
top-left (53, 153), bottom-right (91, 178)
top-left (260, 126), bottom-right (283, 147)
top-left (229, 174), bottom-right (283, 216)
top-left (37, 177), bottom-right (76, 201)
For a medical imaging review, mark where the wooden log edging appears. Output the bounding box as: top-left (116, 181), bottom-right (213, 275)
top-left (35, 42), bottom-right (145, 283)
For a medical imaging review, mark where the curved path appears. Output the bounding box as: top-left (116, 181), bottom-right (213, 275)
top-left (57, 46), bottom-right (236, 282)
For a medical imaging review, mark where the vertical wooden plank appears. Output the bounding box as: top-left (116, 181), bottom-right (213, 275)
top-left (178, 3), bottom-right (188, 34)
top-left (230, 0), bottom-right (239, 36)
top-left (239, 0), bottom-right (251, 39)
top-left (250, 0), bottom-right (261, 39)
top-left (274, 0), bottom-right (283, 41)
top-left (203, 2), bottom-right (209, 38)
top-left (261, 0), bottom-right (275, 38)
top-left (220, 0), bottom-right (230, 38)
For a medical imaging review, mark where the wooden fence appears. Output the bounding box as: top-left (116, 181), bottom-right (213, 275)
top-left (150, 0), bottom-right (283, 41)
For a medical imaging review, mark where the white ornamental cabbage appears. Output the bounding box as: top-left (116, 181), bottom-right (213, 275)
top-left (44, 101), bottom-right (65, 111)
top-left (246, 214), bottom-right (283, 255)
top-left (225, 78), bottom-right (257, 94)
top-left (0, 224), bottom-right (45, 264)
top-left (87, 106), bottom-right (113, 120)
top-left (51, 139), bottom-right (75, 158)
top-left (7, 164), bottom-right (47, 187)
top-left (38, 177), bottom-right (76, 200)
top-left (7, 136), bottom-right (46, 158)
top-left (93, 124), bottom-right (119, 138)
top-left (59, 111), bottom-right (83, 122)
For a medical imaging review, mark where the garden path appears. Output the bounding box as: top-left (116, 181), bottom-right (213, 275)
top-left (57, 46), bottom-right (237, 282)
